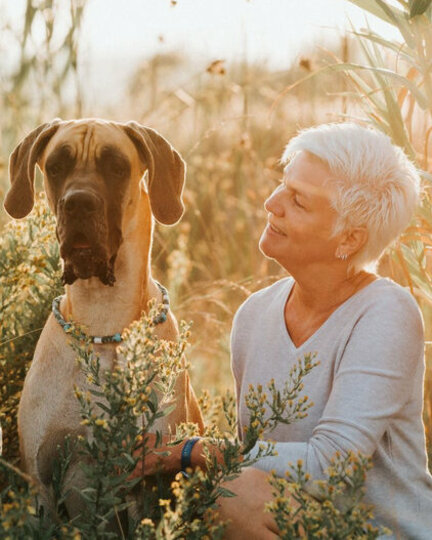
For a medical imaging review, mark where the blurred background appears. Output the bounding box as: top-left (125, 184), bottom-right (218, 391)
top-left (0, 0), bottom-right (431, 459)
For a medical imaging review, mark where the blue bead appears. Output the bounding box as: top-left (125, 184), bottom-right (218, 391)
top-left (113, 333), bottom-right (122, 342)
top-left (160, 312), bottom-right (167, 322)
top-left (63, 323), bottom-right (71, 331)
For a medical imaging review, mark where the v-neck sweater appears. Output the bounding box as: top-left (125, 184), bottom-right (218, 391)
top-left (231, 277), bottom-right (432, 539)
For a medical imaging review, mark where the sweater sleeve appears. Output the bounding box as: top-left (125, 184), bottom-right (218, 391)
top-left (247, 290), bottom-right (424, 485)
top-left (231, 303), bottom-right (248, 439)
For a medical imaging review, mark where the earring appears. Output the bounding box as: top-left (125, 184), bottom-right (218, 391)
top-left (337, 253), bottom-right (348, 261)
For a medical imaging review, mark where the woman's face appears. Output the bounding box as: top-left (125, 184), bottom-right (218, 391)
top-left (259, 151), bottom-right (341, 271)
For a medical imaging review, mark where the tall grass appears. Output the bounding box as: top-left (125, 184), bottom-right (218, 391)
top-left (0, 0), bottom-right (87, 229)
top-left (328, 0), bottom-right (432, 456)
top-left (0, 3), bottom-right (354, 396)
top-left (0, 2), bottom-right (431, 534)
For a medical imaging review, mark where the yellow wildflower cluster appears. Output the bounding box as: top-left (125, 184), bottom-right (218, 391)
top-left (0, 198), bottom-right (385, 538)
top-left (0, 195), bottom-right (63, 459)
top-left (0, 476), bottom-right (37, 537)
top-left (266, 451), bottom-right (388, 539)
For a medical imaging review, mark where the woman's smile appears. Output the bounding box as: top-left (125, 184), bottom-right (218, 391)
top-left (268, 221), bottom-right (287, 236)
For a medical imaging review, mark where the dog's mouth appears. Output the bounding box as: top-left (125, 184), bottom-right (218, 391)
top-left (62, 231), bottom-right (99, 258)
top-left (60, 231), bottom-right (117, 287)
top-left (71, 232), bottom-right (92, 251)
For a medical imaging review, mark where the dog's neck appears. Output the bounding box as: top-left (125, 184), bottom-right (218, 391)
top-left (60, 194), bottom-right (159, 337)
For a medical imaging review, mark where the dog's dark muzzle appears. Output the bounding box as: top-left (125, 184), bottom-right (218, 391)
top-left (57, 190), bottom-right (118, 286)
top-left (58, 189), bottom-right (106, 251)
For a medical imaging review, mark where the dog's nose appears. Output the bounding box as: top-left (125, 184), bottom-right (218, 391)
top-left (62, 190), bottom-right (101, 216)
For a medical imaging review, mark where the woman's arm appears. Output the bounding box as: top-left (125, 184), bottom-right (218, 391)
top-left (245, 292), bottom-right (424, 482)
top-left (129, 433), bottom-right (221, 478)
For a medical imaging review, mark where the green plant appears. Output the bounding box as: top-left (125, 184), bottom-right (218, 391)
top-left (0, 195), bottom-right (63, 460)
top-left (267, 452), bottom-right (390, 539)
top-left (0, 197), bottom-right (387, 538)
top-left (0, 302), bottom-right (316, 538)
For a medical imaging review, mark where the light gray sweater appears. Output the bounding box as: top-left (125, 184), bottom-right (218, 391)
top-left (231, 277), bottom-right (432, 539)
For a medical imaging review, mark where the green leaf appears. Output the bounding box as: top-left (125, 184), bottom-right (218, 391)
top-left (155, 429), bottom-right (163, 447)
top-left (347, 0), bottom-right (405, 25)
top-left (350, 30), bottom-right (418, 68)
top-left (217, 487), bottom-right (236, 498)
top-left (349, 0), bottom-right (416, 47)
top-left (94, 401), bottom-right (112, 414)
top-left (161, 403), bottom-right (177, 417)
top-left (122, 452), bottom-right (137, 466)
top-left (409, 0), bottom-right (432, 17)
top-left (328, 62), bottom-right (428, 109)
top-left (147, 388), bottom-right (159, 413)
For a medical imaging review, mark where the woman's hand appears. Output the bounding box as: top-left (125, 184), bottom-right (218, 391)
top-left (216, 467), bottom-right (281, 540)
top-left (128, 437), bottom-right (286, 538)
top-left (128, 433), bottom-right (181, 478)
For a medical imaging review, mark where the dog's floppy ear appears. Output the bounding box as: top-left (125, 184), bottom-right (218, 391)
top-left (4, 120), bottom-right (61, 219)
top-left (123, 121), bottom-right (185, 225)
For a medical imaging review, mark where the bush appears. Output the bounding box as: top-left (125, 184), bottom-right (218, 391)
top-left (0, 195), bottom-right (63, 460)
top-left (0, 199), bottom-right (388, 538)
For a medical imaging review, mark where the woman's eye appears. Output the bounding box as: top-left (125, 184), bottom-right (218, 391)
top-left (293, 196), bottom-right (304, 208)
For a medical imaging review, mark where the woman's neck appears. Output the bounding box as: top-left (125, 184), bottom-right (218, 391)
top-left (287, 268), bottom-right (378, 316)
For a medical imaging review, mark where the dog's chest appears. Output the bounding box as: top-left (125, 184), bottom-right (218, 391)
top-left (92, 343), bottom-right (118, 369)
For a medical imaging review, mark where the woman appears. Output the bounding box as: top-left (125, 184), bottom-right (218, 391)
top-left (136, 123), bottom-right (432, 539)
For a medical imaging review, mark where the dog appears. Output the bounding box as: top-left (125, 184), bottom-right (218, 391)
top-left (3, 118), bottom-right (204, 518)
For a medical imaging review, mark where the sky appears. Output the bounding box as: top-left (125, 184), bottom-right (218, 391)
top-left (80, 0), bottom-right (398, 66)
top-left (2, 0), bottom-right (401, 104)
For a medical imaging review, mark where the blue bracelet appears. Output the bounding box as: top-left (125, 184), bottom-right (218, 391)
top-left (181, 437), bottom-right (200, 472)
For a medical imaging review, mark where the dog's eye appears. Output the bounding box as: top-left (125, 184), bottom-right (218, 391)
top-left (47, 162), bottom-right (63, 178)
top-left (111, 164), bottom-right (126, 177)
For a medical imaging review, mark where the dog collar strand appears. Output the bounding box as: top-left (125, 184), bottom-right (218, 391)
top-left (52, 282), bottom-right (170, 344)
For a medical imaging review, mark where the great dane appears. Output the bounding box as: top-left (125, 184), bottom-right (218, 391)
top-left (4, 118), bottom-right (204, 517)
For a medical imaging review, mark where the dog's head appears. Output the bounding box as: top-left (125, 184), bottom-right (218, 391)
top-left (4, 119), bottom-right (185, 286)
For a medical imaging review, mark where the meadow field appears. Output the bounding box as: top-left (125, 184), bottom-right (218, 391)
top-left (0, 0), bottom-right (432, 537)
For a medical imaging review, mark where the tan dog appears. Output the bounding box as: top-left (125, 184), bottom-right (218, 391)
top-left (4, 118), bottom-right (203, 516)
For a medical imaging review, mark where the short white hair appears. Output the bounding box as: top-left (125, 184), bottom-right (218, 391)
top-left (282, 123), bottom-right (421, 272)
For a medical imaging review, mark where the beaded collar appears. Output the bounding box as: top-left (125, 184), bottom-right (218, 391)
top-left (52, 281), bottom-right (170, 344)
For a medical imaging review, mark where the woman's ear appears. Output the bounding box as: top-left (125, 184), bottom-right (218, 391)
top-left (336, 227), bottom-right (368, 258)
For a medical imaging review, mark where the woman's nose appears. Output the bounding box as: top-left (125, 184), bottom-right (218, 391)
top-left (264, 185), bottom-right (284, 216)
